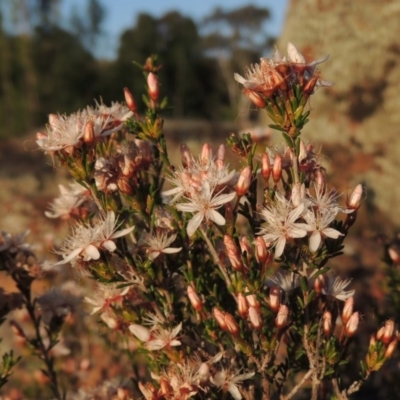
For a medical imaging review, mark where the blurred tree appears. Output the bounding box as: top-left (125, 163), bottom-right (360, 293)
top-left (115, 11), bottom-right (222, 118)
top-left (201, 5), bottom-right (274, 124)
top-left (70, 0), bottom-right (105, 50)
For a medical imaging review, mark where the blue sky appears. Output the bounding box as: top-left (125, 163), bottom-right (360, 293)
top-left (61, 0), bottom-right (289, 59)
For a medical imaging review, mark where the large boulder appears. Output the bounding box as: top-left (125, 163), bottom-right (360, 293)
top-left (274, 0), bottom-right (400, 227)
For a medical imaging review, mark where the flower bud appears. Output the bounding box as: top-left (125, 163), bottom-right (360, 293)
top-left (224, 313), bottom-right (240, 336)
top-left (180, 143), bottom-right (194, 168)
top-left (388, 247), bottom-right (400, 264)
top-left (384, 338), bottom-right (398, 359)
top-left (244, 287), bottom-right (259, 309)
top-left (341, 296), bottom-right (354, 325)
top-left (323, 311), bottom-right (332, 336)
top-left (272, 155), bottom-right (282, 184)
top-left (248, 306), bottom-right (262, 329)
top-left (255, 237), bottom-right (268, 264)
top-left (275, 304), bottom-right (289, 329)
top-left (344, 312), bottom-right (359, 337)
top-left (236, 166), bottom-right (252, 197)
top-left (315, 170), bottom-right (326, 195)
top-left (217, 144), bottom-right (225, 162)
top-left (239, 236), bottom-right (253, 261)
top-left (123, 87), bottom-right (138, 114)
top-left (243, 88), bottom-right (266, 108)
top-left (147, 72), bottom-right (159, 102)
top-left (237, 293), bottom-right (248, 317)
top-left (83, 120), bottom-right (95, 145)
top-left (213, 308), bottom-right (228, 331)
top-left (269, 286), bottom-right (281, 312)
top-left (187, 285), bottom-right (203, 312)
top-left (313, 274), bottom-right (325, 295)
top-left (261, 153), bottom-right (271, 183)
top-left (369, 334), bottom-right (377, 348)
top-left (200, 143), bottom-right (212, 165)
top-left (223, 235), bottom-right (244, 272)
top-left (376, 326), bottom-right (385, 341)
top-left (347, 184), bottom-right (363, 210)
top-left (382, 320), bottom-right (395, 345)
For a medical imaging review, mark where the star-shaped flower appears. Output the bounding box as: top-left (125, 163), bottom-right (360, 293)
top-left (175, 182), bottom-right (236, 237)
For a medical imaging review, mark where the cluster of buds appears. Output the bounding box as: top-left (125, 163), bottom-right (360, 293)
top-left (94, 139), bottom-right (153, 195)
top-left (234, 43), bottom-right (331, 136)
top-left (365, 320), bottom-right (399, 372)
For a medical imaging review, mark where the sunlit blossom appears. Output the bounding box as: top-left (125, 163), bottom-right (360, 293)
top-left (54, 211), bottom-right (134, 265)
top-left (211, 369), bottom-right (255, 400)
top-left (321, 276), bottom-right (355, 301)
top-left (141, 232), bottom-right (182, 260)
top-left (175, 182), bottom-right (236, 237)
top-left (258, 193), bottom-right (309, 258)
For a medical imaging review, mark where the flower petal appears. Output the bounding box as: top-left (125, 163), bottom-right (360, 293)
top-left (187, 212), bottom-right (204, 237)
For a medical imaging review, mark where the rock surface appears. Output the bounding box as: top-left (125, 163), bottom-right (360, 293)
top-left (274, 0), bottom-right (400, 227)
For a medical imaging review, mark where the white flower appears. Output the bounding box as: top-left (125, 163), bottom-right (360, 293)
top-left (258, 193), bottom-right (309, 258)
top-left (303, 209), bottom-right (343, 252)
top-left (45, 183), bottom-right (88, 219)
top-left (37, 112), bottom-right (86, 151)
top-left (211, 369), bottom-right (255, 400)
top-left (176, 182), bottom-right (236, 237)
top-left (321, 276), bottom-right (354, 301)
top-left (84, 284), bottom-right (130, 314)
top-left (141, 232), bottom-right (182, 260)
top-left (266, 270), bottom-right (300, 292)
top-left (129, 322), bottom-right (182, 351)
top-left (54, 211), bottom-right (134, 265)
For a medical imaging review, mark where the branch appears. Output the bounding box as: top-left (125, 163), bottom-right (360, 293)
top-left (281, 369), bottom-right (313, 400)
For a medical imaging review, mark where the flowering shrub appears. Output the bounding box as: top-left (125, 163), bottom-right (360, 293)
top-left (0, 43), bottom-right (398, 399)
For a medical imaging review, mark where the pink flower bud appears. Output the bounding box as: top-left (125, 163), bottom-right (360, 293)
top-left (384, 338), bottom-right (398, 359)
top-left (236, 166), bottom-right (252, 197)
top-left (223, 235), bottom-right (244, 272)
top-left (323, 311), bottom-right (332, 336)
top-left (388, 247), bottom-right (400, 264)
top-left (269, 286), bottom-right (281, 312)
top-left (200, 143), bottom-right (212, 165)
top-left (261, 153), bottom-right (271, 183)
top-left (147, 72), bottom-right (159, 102)
top-left (347, 184), bottom-right (363, 210)
top-left (217, 144), bottom-right (226, 162)
top-left (213, 308), bottom-right (228, 331)
top-left (123, 87), bottom-right (138, 114)
top-left (224, 312), bottom-right (240, 337)
top-left (255, 237), bottom-right (268, 264)
top-left (180, 143), bottom-right (194, 168)
top-left (187, 285), bottom-right (203, 312)
top-left (272, 155), bottom-right (282, 184)
top-left (344, 312), bottom-right (359, 337)
top-left (315, 170), bottom-right (326, 195)
top-left (275, 304), bottom-right (289, 329)
top-left (248, 306), bottom-right (262, 329)
top-left (243, 88), bottom-right (266, 108)
top-left (237, 293), bottom-right (248, 317)
top-left (244, 287), bottom-right (259, 309)
top-left (342, 296), bottom-right (354, 325)
top-left (376, 326), bottom-right (385, 341)
top-left (48, 113), bottom-right (60, 128)
top-left (239, 236), bottom-right (253, 261)
top-left (313, 274), bottom-right (325, 295)
top-left (382, 320), bottom-right (396, 345)
top-left (369, 334), bottom-right (377, 348)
